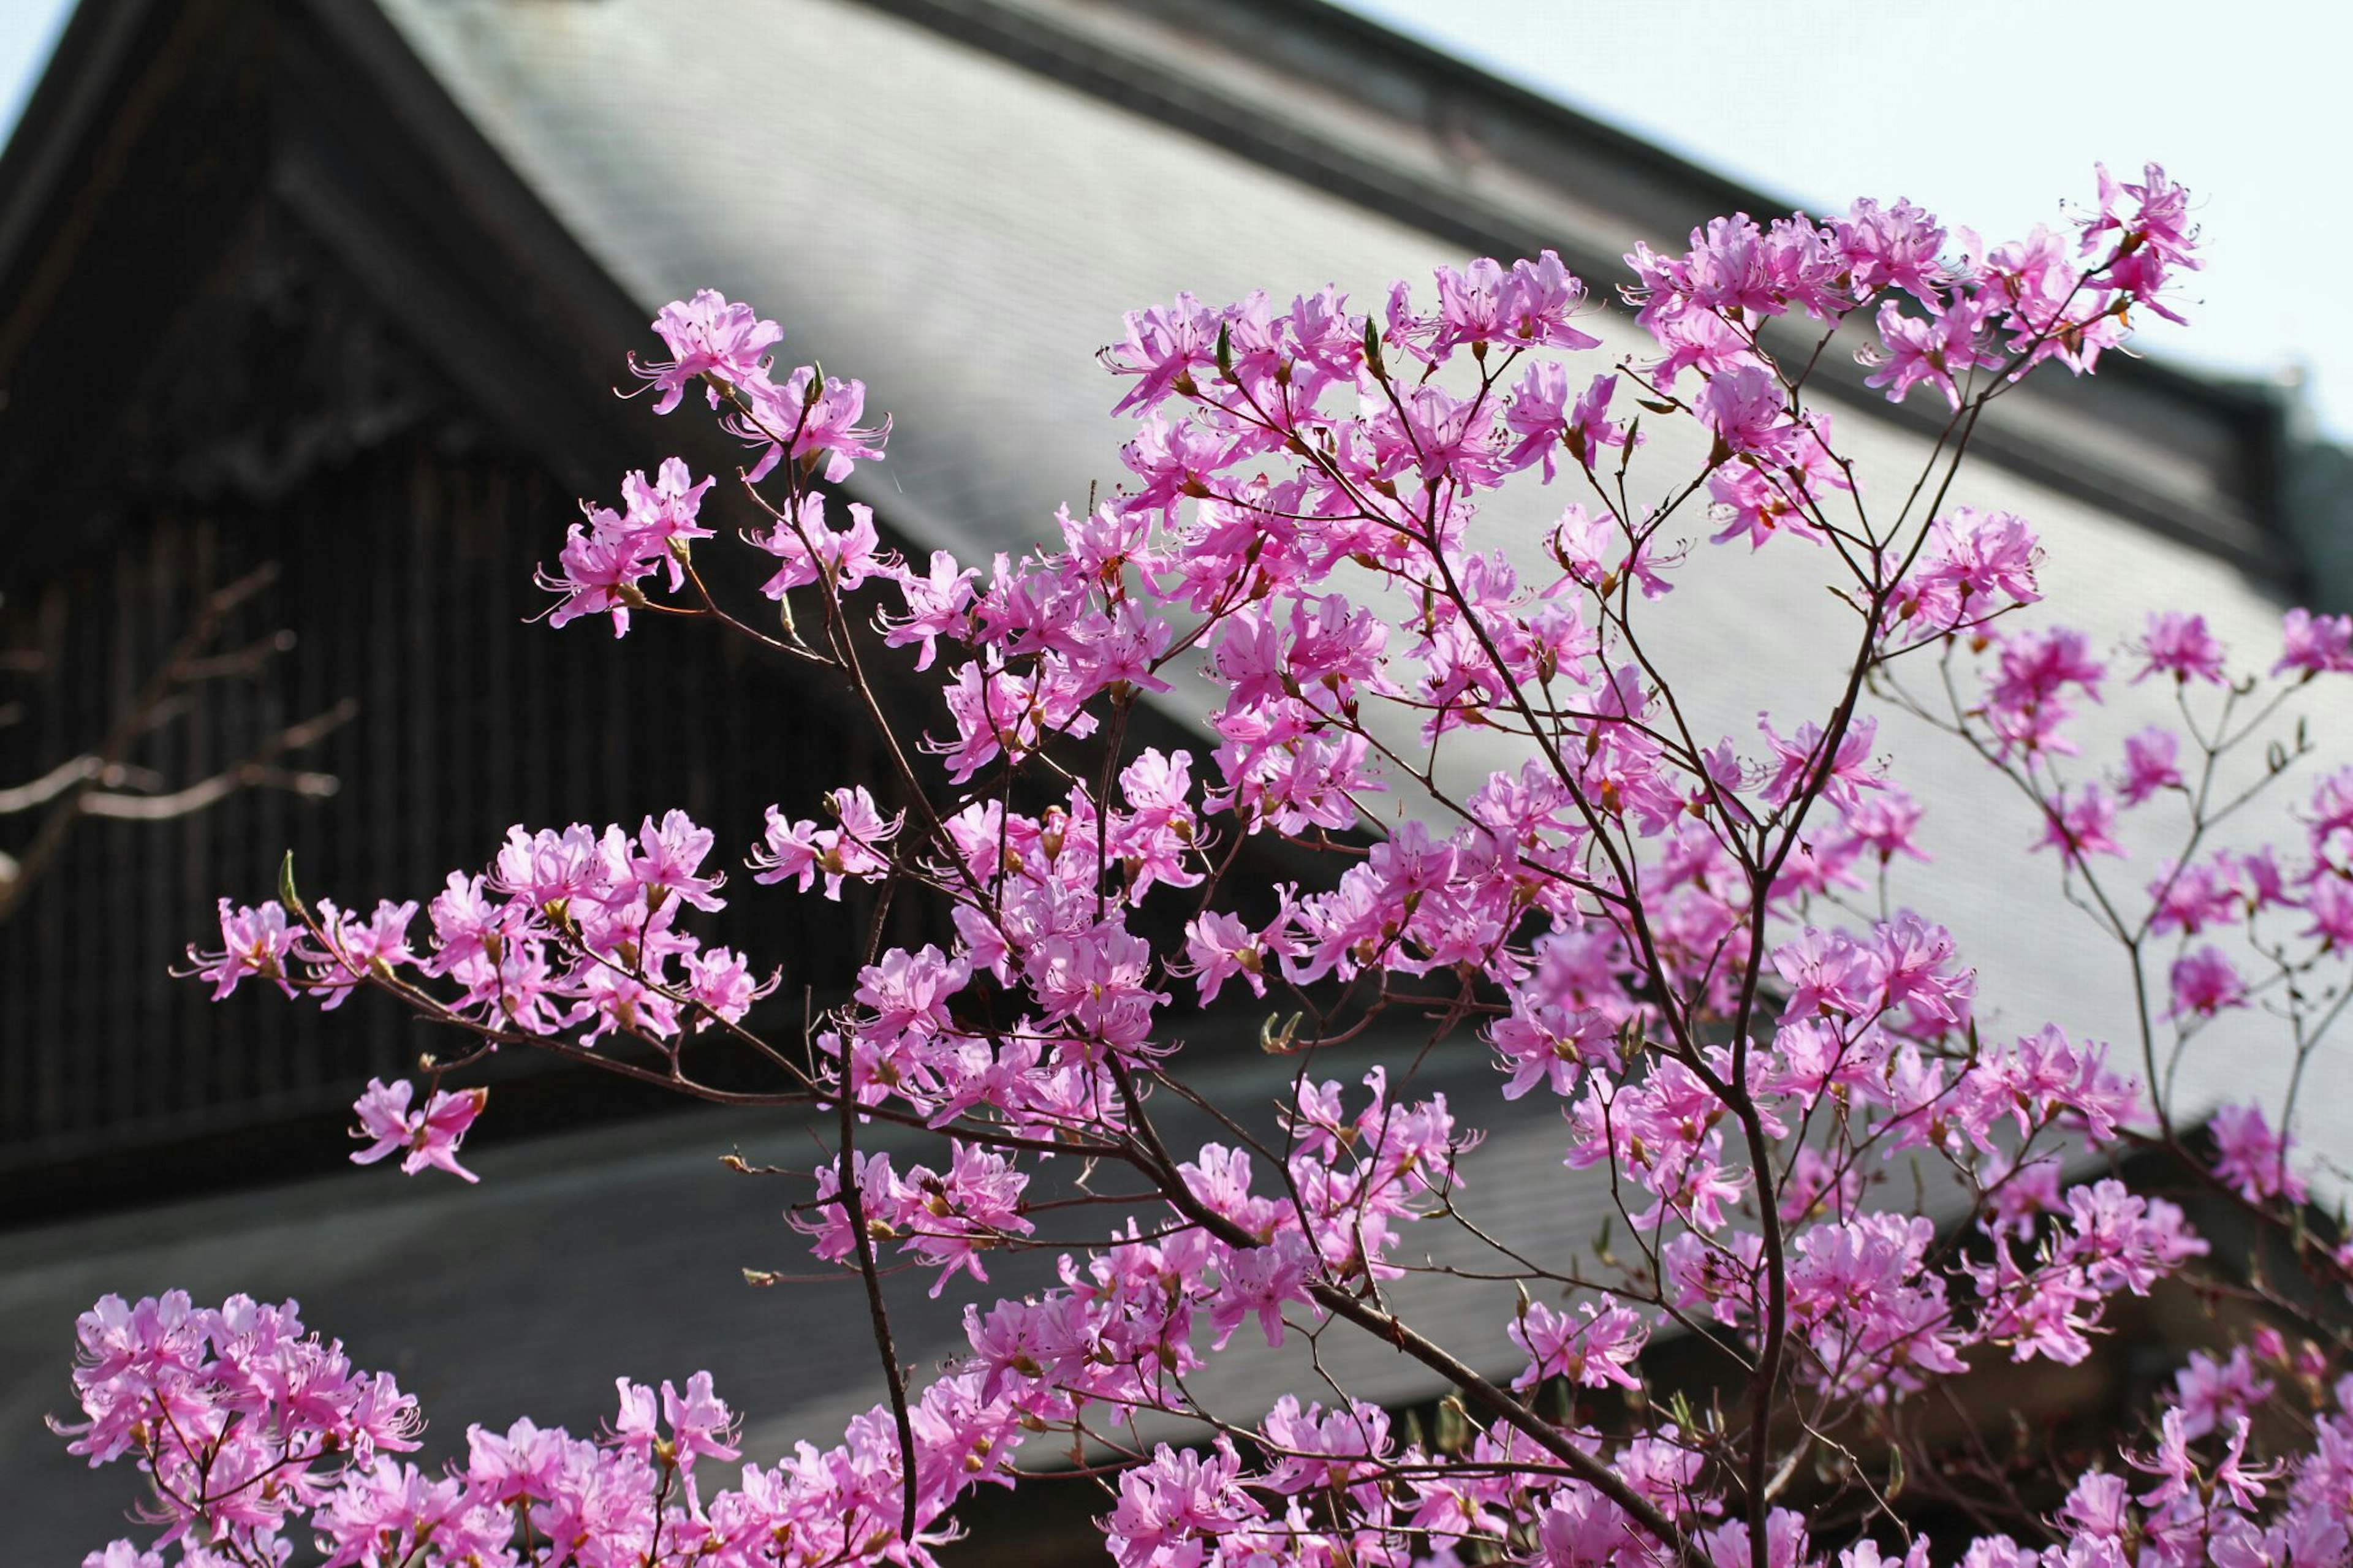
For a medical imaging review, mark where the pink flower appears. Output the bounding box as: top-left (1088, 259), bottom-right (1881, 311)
top-left (736, 367), bottom-right (891, 483)
top-left (1507, 1297), bottom-right (1648, 1392)
top-left (1985, 626), bottom-right (2105, 758)
top-left (1429, 249), bottom-right (1601, 353)
top-left (2278, 607), bottom-right (2353, 676)
top-left (1756, 713), bottom-right (1882, 811)
top-left (2127, 1408), bottom-right (2199, 1509)
top-left (2303, 874), bottom-right (2353, 948)
top-left (1101, 292), bottom-right (1221, 415)
top-left (1978, 224), bottom-right (2126, 376)
top-left (2211, 1416), bottom-right (2281, 1509)
top-left (681, 946), bottom-right (778, 1028)
top-left (1840, 785), bottom-right (1930, 863)
top-left (1836, 196), bottom-right (1948, 305)
top-left (1501, 357), bottom-right (1572, 480)
top-left (1896, 509), bottom-right (2041, 631)
top-left (492, 822), bottom-right (604, 907)
top-left (1207, 1231), bottom-right (1315, 1349)
top-left (1567, 370), bottom-right (1633, 468)
top-left (661, 1371), bottom-right (741, 1469)
top-left (2172, 1346), bottom-right (2274, 1441)
top-left (83, 1545), bottom-right (165, 1568)
top-left (1695, 363), bottom-right (1802, 463)
top-left (2167, 944), bottom-right (2246, 1018)
top-left (2079, 162), bottom-right (2202, 324)
top-left (1860, 291), bottom-right (1997, 409)
top-left (2031, 786), bottom-right (2124, 866)
top-left (1258, 1396), bottom-right (1390, 1495)
top-left (187, 899), bottom-right (300, 1001)
top-left (1707, 415), bottom-right (1847, 549)
top-left (607, 1377), bottom-right (659, 1455)
top-left (2133, 611), bottom-right (2227, 684)
top-left (2311, 767), bottom-right (2353, 860)
top-left (882, 550), bottom-right (979, 671)
top-left (624, 808), bottom-right (726, 911)
top-left (629, 290), bottom-right (782, 413)
top-left (303, 898), bottom-right (419, 1009)
top-left (2208, 1101), bottom-right (2305, 1204)
top-left (1103, 1439), bottom-right (1264, 1568)
top-left (2146, 857), bottom-right (2239, 936)
top-left (748, 806), bottom-right (824, 893)
top-left (2060, 1181), bottom-right (2204, 1294)
top-left (615, 457), bottom-right (715, 588)
top-left (2115, 727), bottom-right (2183, 806)
top-left (349, 1078), bottom-right (488, 1182)
top-left (752, 494), bottom-right (894, 598)
top-left (1551, 504), bottom-right (1678, 599)
top-left (536, 509), bottom-right (649, 635)
top-left (1176, 910), bottom-right (1271, 1003)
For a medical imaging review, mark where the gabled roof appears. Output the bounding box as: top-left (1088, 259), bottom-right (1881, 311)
top-left (1, 0), bottom-right (2341, 1212)
top-left (867, 0), bottom-right (2295, 567)
top-left (0, 0), bottom-right (2298, 574)
top-left (342, 0), bottom-right (2347, 1171)
top-left (375, 0), bottom-right (2294, 572)
top-left (0, 0), bottom-right (898, 1186)
top-left (2, 0), bottom-right (2338, 1214)
top-left (0, 0), bottom-right (746, 582)
top-left (2, 2), bottom-right (2347, 1556)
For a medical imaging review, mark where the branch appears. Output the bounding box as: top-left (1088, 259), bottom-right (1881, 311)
top-left (79, 699), bottom-right (358, 820)
top-left (0, 566), bottom-right (348, 925)
top-left (1307, 1282), bottom-right (1704, 1568)
top-left (0, 754), bottom-right (110, 815)
top-left (836, 1061), bottom-right (921, 1547)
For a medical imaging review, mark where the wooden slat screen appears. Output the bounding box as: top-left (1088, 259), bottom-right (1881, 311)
top-left (0, 438), bottom-right (862, 1172)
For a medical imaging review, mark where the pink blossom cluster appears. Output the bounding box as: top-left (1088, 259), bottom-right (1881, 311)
top-left (629, 289), bottom-right (889, 483)
top-left (67, 1295), bottom-right (1032, 1568)
top-left (58, 1292), bottom-right (422, 1563)
top-left (1626, 165), bottom-right (2193, 414)
top-left (188, 810), bottom-right (778, 1178)
top-left (537, 458), bottom-right (716, 635)
top-left (950, 1065), bottom-right (1461, 1430)
top-left (100, 164), bottom-right (2353, 1567)
top-left (1918, 597), bottom-right (2353, 1161)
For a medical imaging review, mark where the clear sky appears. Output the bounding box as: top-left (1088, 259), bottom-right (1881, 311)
top-left (2, 0), bottom-right (2344, 441)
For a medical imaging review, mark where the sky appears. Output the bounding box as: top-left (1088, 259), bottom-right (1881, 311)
top-left (1, 0), bottom-right (2344, 439)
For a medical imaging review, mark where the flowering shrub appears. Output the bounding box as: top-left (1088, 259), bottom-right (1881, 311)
top-left (63, 164), bottom-right (2353, 1566)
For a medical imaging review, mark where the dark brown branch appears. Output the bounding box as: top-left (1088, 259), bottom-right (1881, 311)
top-left (0, 564), bottom-right (352, 924)
top-left (836, 1061), bottom-right (921, 1547)
top-left (80, 699), bottom-right (357, 820)
top-left (1308, 1283), bottom-right (1703, 1568)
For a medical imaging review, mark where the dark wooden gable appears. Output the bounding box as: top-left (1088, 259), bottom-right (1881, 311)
top-left (0, 0), bottom-right (870, 1213)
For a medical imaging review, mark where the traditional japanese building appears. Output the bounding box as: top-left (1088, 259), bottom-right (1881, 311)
top-left (2, 1), bottom-right (2340, 1558)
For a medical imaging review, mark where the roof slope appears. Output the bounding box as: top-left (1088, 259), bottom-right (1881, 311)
top-left (367, 0), bottom-right (2346, 1153)
top-left (3, 1), bottom-right (2346, 1551)
top-left (377, 0), bottom-right (2287, 569)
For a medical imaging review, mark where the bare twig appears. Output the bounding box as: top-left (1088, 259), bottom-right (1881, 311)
top-left (0, 566), bottom-right (352, 923)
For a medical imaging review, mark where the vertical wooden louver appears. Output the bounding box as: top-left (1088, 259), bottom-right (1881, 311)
top-left (0, 437), bottom-right (860, 1178)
